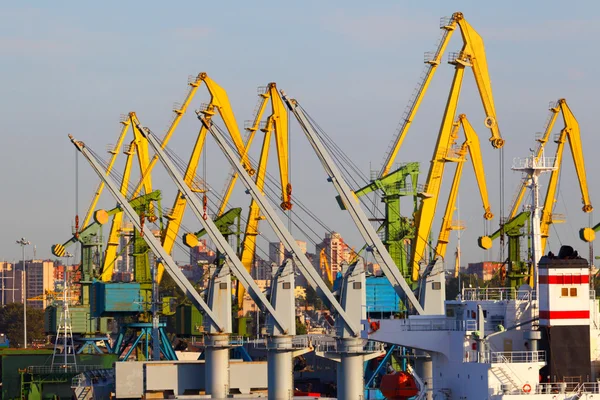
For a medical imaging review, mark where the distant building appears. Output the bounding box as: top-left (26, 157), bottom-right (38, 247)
top-left (0, 262), bottom-right (24, 306)
top-left (14, 260), bottom-right (55, 309)
top-left (467, 261), bottom-right (504, 280)
top-left (315, 232), bottom-right (352, 277)
top-left (268, 240), bottom-right (309, 286)
top-left (252, 257), bottom-right (272, 281)
top-left (190, 239), bottom-right (216, 266)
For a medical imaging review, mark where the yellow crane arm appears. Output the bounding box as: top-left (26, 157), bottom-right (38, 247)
top-left (81, 116), bottom-right (131, 228)
top-left (381, 12), bottom-right (504, 178)
top-left (270, 85), bottom-right (291, 210)
top-left (460, 115), bottom-right (493, 220)
top-left (559, 99), bottom-right (592, 213)
top-left (455, 15), bottom-right (504, 149)
top-left (203, 74), bottom-right (254, 175)
top-left (410, 61), bottom-right (466, 282)
top-left (101, 140), bottom-right (137, 281)
top-left (508, 101), bottom-right (560, 219)
top-left (236, 84), bottom-right (290, 306)
top-left (434, 115), bottom-right (493, 261)
top-left (130, 113), bottom-right (154, 196)
top-left (158, 111), bottom-right (213, 283)
top-left (380, 16), bottom-right (457, 177)
top-left (216, 89), bottom-right (270, 216)
top-left (539, 130), bottom-right (567, 254)
top-left (319, 248), bottom-right (333, 285)
top-left (434, 147), bottom-right (465, 260)
top-left (540, 99), bottom-right (592, 253)
top-left (132, 73), bottom-right (206, 198)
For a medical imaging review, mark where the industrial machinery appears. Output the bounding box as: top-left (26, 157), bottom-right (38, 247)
top-left (196, 107), bottom-right (392, 399)
top-left (429, 114), bottom-right (493, 269)
top-left (352, 162), bottom-right (419, 285)
top-left (478, 211), bottom-right (531, 288)
top-left (508, 99), bottom-right (592, 252)
top-left (354, 12), bottom-right (503, 289)
top-left (380, 12), bottom-right (503, 180)
top-left (183, 82), bottom-right (292, 308)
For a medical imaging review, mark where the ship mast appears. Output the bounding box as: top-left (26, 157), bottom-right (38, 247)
top-left (512, 150), bottom-right (556, 294)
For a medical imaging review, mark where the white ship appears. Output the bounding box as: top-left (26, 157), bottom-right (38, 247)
top-left (364, 245), bottom-right (600, 399)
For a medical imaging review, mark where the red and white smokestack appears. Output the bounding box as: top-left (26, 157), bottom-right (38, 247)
top-left (538, 248), bottom-right (590, 326)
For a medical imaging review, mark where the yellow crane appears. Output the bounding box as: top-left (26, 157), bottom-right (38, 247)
top-left (379, 11), bottom-right (504, 179)
top-left (101, 112), bottom-right (155, 281)
top-left (409, 36), bottom-right (500, 281)
top-left (432, 114), bottom-right (493, 264)
top-left (319, 248), bottom-right (333, 285)
top-left (508, 99), bottom-right (592, 251)
top-left (370, 12), bottom-right (502, 282)
top-left (101, 73), bottom-right (256, 283)
top-left (189, 83), bottom-right (291, 306)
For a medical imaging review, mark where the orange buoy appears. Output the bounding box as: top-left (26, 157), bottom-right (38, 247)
top-left (379, 371), bottom-right (419, 400)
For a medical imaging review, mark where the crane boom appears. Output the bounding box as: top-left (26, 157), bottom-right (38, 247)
top-left (380, 12), bottom-right (504, 178)
top-left (509, 101), bottom-right (560, 219)
top-left (69, 135), bottom-right (225, 332)
top-left (433, 114), bottom-right (492, 264)
top-left (197, 113), bottom-right (363, 333)
top-left (540, 99), bottom-right (592, 253)
top-left (138, 127), bottom-right (289, 333)
top-left (81, 116), bottom-right (131, 229)
top-left (281, 93), bottom-right (424, 315)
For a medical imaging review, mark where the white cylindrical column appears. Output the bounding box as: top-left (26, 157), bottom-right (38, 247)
top-left (204, 334), bottom-right (230, 399)
top-left (336, 338), bottom-right (365, 400)
top-left (267, 336), bottom-right (294, 400)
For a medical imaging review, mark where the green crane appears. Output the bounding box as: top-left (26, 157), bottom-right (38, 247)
top-left (478, 211), bottom-right (531, 289)
top-left (350, 162), bottom-right (420, 285)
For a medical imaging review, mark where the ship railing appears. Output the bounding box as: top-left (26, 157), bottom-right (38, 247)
top-left (364, 313), bottom-right (478, 332)
top-left (314, 339), bottom-right (384, 353)
top-left (571, 382), bottom-right (600, 394)
top-left (487, 351), bottom-right (546, 364)
top-left (26, 365), bottom-right (104, 375)
top-left (462, 287), bottom-right (536, 301)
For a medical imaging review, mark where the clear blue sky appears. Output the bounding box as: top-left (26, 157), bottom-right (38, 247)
top-left (2, 1), bottom-right (600, 268)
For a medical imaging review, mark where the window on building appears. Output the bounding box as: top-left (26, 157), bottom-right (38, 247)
top-left (570, 288), bottom-right (578, 297)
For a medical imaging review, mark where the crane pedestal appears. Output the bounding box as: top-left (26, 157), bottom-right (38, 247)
top-left (317, 337), bottom-right (383, 400)
top-left (266, 336), bottom-right (294, 400)
top-left (336, 338), bottom-right (366, 400)
top-left (204, 334), bottom-right (230, 399)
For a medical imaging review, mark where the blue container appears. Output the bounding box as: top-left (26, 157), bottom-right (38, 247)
top-left (366, 276), bottom-right (401, 313)
top-left (91, 282), bottom-right (143, 317)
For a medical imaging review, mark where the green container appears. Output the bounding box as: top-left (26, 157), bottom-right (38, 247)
top-left (44, 306), bottom-right (111, 335)
top-left (175, 304), bottom-right (203, 336)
